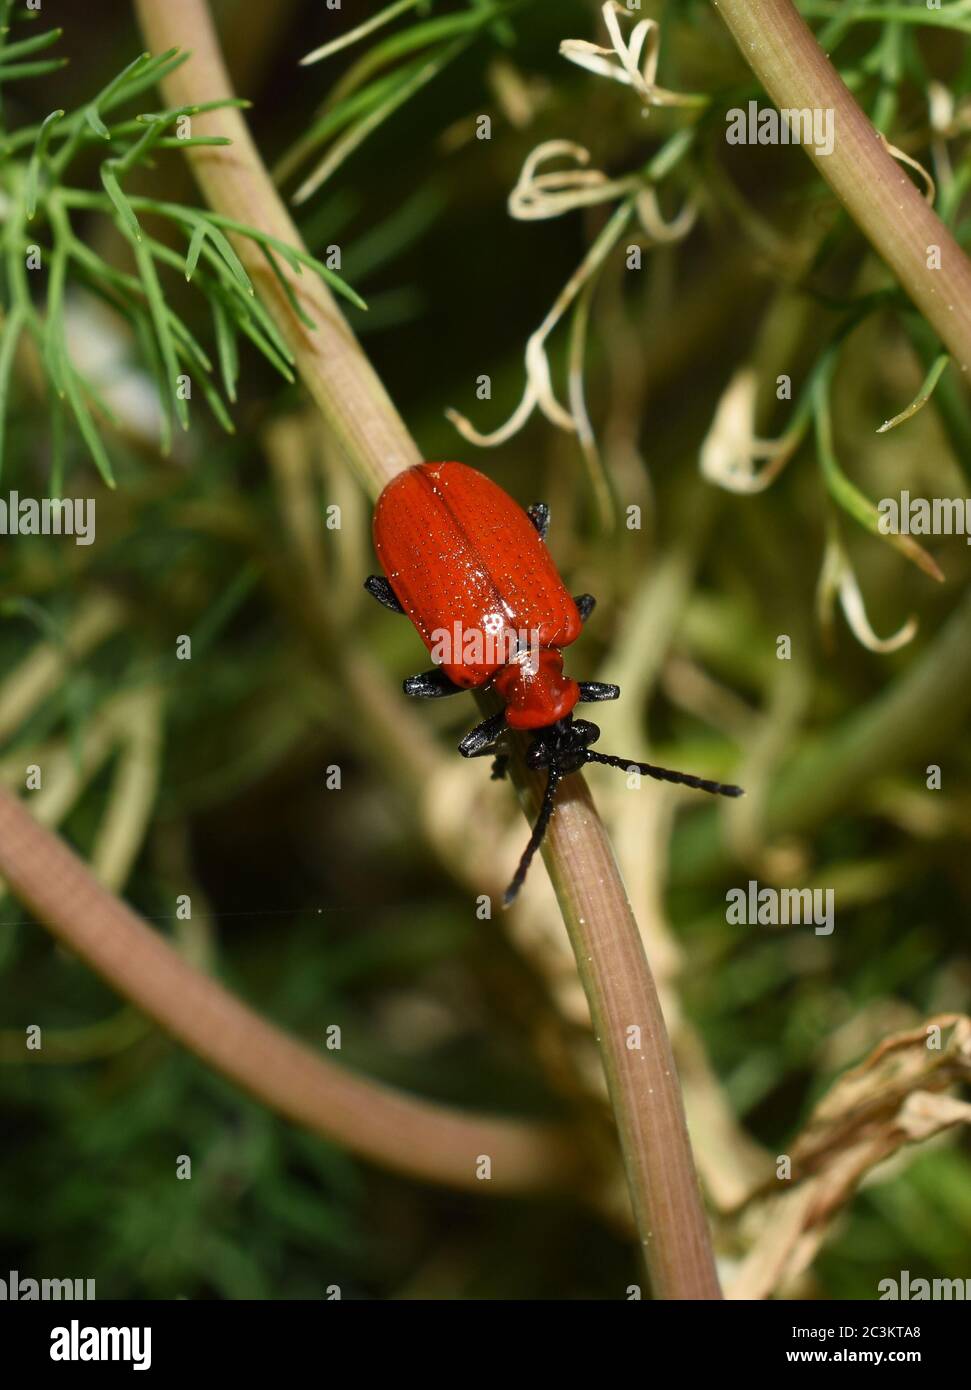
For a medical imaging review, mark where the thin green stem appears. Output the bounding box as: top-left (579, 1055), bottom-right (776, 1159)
top-left (0, 787), bottom-right (576, 1193)
top-left (710, 0), bottom-right (971, 374)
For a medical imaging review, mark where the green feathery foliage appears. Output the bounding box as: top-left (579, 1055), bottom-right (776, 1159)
top-left (0, 16), bottom-right (364, 487)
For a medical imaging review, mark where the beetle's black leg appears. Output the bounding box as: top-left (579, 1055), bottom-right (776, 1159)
top-left (527, 503), bottom-right (550, 541)
top-left (458, 710), bottom-right (506, 757)
top-left (467, 746), bottom-right (509, 780)
top-left (404, 669), bottom-right (464, 698)
top-left (577, 681), bottom-right (620, 702)
top-left (574, 593), bottom-right (596, 624)
top-left (504, 766), bottom-right (562, 906)
top-left (364, 575), bottom-right (405, 614)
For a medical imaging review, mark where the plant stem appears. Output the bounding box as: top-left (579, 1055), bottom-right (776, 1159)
top-left (710, 0), bottom-right (971, 373)
top-left (135, 0), bottom-right (419, 498)
top-left (511, 748), bottom-right (722, 1297)
top-left (0, 785), bottom-right (574, 1193)
top-left (46, 0), bottom-right (727, 1294)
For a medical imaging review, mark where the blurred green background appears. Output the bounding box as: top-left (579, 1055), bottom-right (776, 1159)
top-left (1, 0), bottom-right (970, 1299)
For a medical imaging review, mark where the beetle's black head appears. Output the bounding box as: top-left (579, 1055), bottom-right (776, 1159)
top-left (525, 716), bottom-right (601, 775)
top-left (503, 714), bottom-right (743, 906)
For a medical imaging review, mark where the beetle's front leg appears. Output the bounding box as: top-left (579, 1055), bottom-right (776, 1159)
top-left (527, 503), bottom-right (550, 541)
top-left (458, 710), bottom-right (506, 757)
top-left (574, 594), bottom-right (596, 624)
top-left (364, 575), bottom-right (405, 614)
top-left (577, 681), bottom-right (620, 702)
top-left (404, 669), bottom-right (465, 698)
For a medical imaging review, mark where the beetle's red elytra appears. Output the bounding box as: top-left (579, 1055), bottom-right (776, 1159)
top-left (373, 461), bottom-right (582, 726)
top-left (366, 461), bottom-right (743, 904)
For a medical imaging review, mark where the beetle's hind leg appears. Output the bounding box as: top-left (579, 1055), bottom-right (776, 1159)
top-left (364, 575), bottom-right (405, 614)
top-left (470, 740), bottom-right (509, 778)
top-left (458, 710), bottom-right (506, 758)
top-left (574, 593), bottom-right (596, 624)
top-left (467, 746), bottom-right (509, 780)
top-left (404, 669), bottom-right (465, 698)
top-left (578, 681), bottom-right (620, 702)
top-left (527, 503), bottom-right (550, 541)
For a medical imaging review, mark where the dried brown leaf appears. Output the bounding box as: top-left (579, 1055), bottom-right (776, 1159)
top-left (728, 1016), bottom-right (971, 1299)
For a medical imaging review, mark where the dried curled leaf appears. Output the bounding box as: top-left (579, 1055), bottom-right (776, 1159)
top-left (927, 78), bottom-right (971, 138)
top-left (699, 368), bottom-right (802, 493)
top-left (508, 141), bottom-right (696, 241)
top-left (877, 131), bottom-right (937, 204)
top-left (728, 1015), bottom-right (971, 1299)
top-left (507, 140), bottom-right (623, 221)
top-left (446, 200), bottom-right (634, 446)
top-left (559, 2), bottom-right (706, 112)
top-left (817, 534), bottom-right (918, 655)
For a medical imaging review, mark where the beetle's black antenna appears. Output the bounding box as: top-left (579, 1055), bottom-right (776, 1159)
top-left (583, 750), bottom-right (744, 798)
top-left (503, 767), bottom-right (562, 906)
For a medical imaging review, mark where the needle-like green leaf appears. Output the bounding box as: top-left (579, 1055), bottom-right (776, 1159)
top-left (24, 108), bottom-right (64, 219)
top-left (132, 239), bottom-right (186, 432)
top-left (100, 163), bottom-right (142, 241)
top-left (813, 371), bottom-right (945, 583)
top-left (0, 303), bottom-right (26, 481)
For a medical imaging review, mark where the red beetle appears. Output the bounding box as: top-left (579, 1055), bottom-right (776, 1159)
top-left (366, 461), bottom-right (742, 902)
